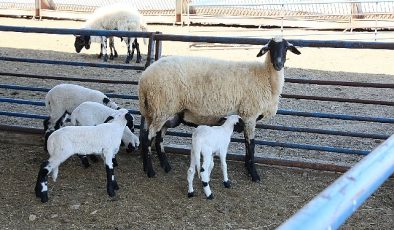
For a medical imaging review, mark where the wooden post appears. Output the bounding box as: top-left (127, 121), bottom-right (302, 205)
top-left (175, 0), bottom-right (183, 24)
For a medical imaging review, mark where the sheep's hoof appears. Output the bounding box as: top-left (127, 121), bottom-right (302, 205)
top-left (109, 54), bottom-right (114, 60)
top-left (114, 51), bottom-right (118, 58)
top-left (147, 169), bottom-right (156, 178)
top-left (246, 163), bottom-right (261, 182)
top-left (113, 180), bottom-right (119, 190)
top-left (107, 184), bottom-right (116, 197)
top-left (34, 185), bottom-right (41, 198)
top-left (40, 192), bottom-right (49, 203)
top-left (97, 53), bottom-right (103, 59)
top-left (80, 157), bottom-right (90, 168)
top-left (162, 162), bottom-right (172, 173)
top-left (136, 58), bottom-right (141, 63)
top-left (206, 194), bottom-right (214, 200)
top-left (103, 54), bottom-right (108, 62)
top-left (187, 191), bottom-right (194, 198)
top-left (89, 155), bottom-right (99, 163)
top-left (223, 180), bottom-right (231, 188)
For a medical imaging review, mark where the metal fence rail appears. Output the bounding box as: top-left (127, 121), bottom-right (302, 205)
top-left (278, 134), bottom-right (394, 230)
top-left (0, 25), bottom-right (393, 165)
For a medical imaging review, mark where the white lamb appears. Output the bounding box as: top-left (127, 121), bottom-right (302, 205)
top-left (74, 4), bottom-right (148, 63)
top-left (35, 109), bottom-right (132, 203)
top-left (138, 37), bottom-right (301, 181)
top-left (187, 115), bottom-right (240, 199)
top-left (65, 101), bottom-right (139, 154)
top-left (43, 83), bottom-right (120, 151)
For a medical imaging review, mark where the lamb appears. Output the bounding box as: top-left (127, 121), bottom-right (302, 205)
top-left (138, 37), bottom-right (301, 181)
top-left (43, 83), bottom-right (121, 150)
top-left (35, 109), bottom-right (133, 203)
top-left (74, 4), bottom-right (148, 63)
top-left (187, 115), bottom-right (240, 199)
top-left (63, 101), bottom-right (139, 167)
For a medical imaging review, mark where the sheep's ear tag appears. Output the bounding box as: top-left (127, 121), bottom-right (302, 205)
top-left (256, 44), bottom-right (269, 57)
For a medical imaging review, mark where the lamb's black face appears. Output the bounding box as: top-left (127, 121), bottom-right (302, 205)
top-left (257, 38), bottom-right (301, 71)
top-left (74, 35), bottom-right (91, 53)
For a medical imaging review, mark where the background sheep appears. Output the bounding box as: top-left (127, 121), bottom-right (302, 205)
top-left (74, 4), bottom-right (148, 63)
top-left (138, 37), bottom-right (301, 181)
top-left (63, 101), bottom-right (139, 167)
top-left (35, 109), bottom-right (133, 203)
top-left (187, 115), bottom-right (240, 199)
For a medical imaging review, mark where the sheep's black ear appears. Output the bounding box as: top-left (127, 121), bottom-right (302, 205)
top-left (257, 44), bottom-right (269, 57)
top-left (104, 116), bottom-right (114, 123)
top-left (103, 97), bottom-right (110, 105)
top-left (288, 45), bottom-right (301, 55)
top-left (218, 117), bottom-right (227, 125)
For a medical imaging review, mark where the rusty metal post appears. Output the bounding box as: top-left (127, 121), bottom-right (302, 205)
top-left (154, 31), bottom-right (162, 61)
top-left (34, 0), bottom-right (41, 20)
top-left (175, 0), bottom-right (183, 24)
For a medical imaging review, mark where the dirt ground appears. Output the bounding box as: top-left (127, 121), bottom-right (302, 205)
top-left (0, 17), bottom-right (393, 229)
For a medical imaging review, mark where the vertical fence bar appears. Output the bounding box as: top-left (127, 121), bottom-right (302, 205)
top-left (34, 0), bottom-right (41, 20)
top-left (154, 32), bottom-right (163, 61)
top-left (278, 135), bottom-right (394, 230)
top-left (144, 33), bottom-right (155, 68)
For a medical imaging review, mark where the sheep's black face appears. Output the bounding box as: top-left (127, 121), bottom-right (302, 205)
top-left (257, 37), bottom-right (301, 71)
top-left (74, 35), bottom-right (91, 53)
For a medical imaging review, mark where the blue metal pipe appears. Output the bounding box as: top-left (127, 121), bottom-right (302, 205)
top-left (0, 25), bottom-right (151, 38)
top-left (0, 56), bottom-right (145, 70)
top-left (278, 135), bottom-right (394, 230)
top-left (0, 111), bottom-right (47, 119)
top-left (0, 25), bottom-right (393, 50)
top-left (278, 109), bottom-right (394, 123)
top-left (1, 96), bottom-right (392, 123)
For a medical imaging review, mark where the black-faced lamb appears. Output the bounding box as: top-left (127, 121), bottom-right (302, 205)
top-left (35, 109), bottom-right (133, 203)
top-left (138, 37), bottom-right (301, 181)
top-left (74, 4), bottom-right (148, 63)
top-left (187, 115), bottom-right (240, 199)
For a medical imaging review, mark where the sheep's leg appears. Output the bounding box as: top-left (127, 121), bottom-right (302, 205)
top-left (201, 155), bottom-right (213, 199)
top-left (34, 161), bottom-right (50, 203)
top-left (125, 38), bottom-right (132, 64)
top-left (105, 155), bottom-right (118, 197)
top-left (78, 154), bottom-right (90, 168)
top-left (243, 122), bottom-right (260, 182)
top-left (155, 127), bottom-right (171, 173)
top-left (133, 38), bottom-right (141, 63)
top-left (100, 36), bottom-right (108, 62)
top-left (109, 37), bottom-right (117, 60)
top-left (140, 116), bottom-right (155, 177)
top-left (219, 151), bottom-right (231, 188)
top-left (98, 43), bottom-right (103, 59)
top-left (112, 156), bottom-right (118, 167)
top-left (187, 153), bottom-right (196, 197)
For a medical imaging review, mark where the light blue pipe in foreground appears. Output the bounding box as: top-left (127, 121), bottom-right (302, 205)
top-left (277, 134), bottom-right (394, 230)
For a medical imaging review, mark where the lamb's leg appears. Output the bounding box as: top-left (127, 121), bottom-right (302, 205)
top-left (201, 155), bottom-right (213, 199)
top-left (105, 156), bottom-right (118, 197)
top-left (34, 161), bottom-right (50, 203)
top-left (220, 151), bottom-right (231, 188)
top-left (133, 38), bottom-right (141, 63)
top-left (140, 116), bottom-right (155, 177)
top-left (244, 121), bottom-right (260, 182)
top-left (155, 127), bottom-right (171, 173)
top-left (125, 37), bottom-right (132, 64)
top-left (187, 152), bottom-right (196, 197)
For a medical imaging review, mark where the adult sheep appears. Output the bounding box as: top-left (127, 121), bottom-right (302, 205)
top-left (138, 37), bottom-right (301, 181)
top-left (74, 4), bottom-right (148, 63)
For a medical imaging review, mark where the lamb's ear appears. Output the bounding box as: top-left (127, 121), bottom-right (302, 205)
top-left (287, 42), bottom-right (301, 55)
top-left (256, 44), bottom-right (269, 57)
top-left (104, 116), bottom-right (114, 123)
